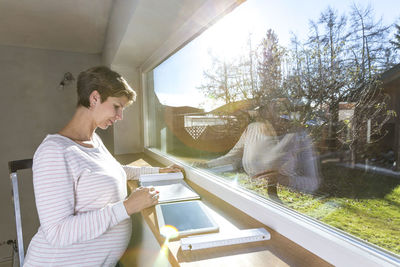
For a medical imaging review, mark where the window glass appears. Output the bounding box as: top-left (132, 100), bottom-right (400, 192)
top-left (146, 0), bottom-right (400, 256)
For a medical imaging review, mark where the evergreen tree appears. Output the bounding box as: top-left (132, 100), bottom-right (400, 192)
top-left (390, 23), bottom-right (400, 50)
top-left (257, 29), bottom-right (285, 104)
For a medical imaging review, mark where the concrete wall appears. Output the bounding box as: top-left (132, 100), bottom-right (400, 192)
top-left (101, 0), bottom-right (144, 155)
top-left (0, 2), bottom-right (144, 262)
top-left (112, 65), bottom-right (143, 155)
top-left (0, 45), bottom-right (100, 263)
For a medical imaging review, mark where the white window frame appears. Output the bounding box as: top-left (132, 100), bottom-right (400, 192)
top-left (144, 148), bottom-right (399, 267)
top-left (138, 1), bottom-right (400, 266)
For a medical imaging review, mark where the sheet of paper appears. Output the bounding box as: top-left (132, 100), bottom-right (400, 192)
top-left (150, 181), bottom-right (200, 203)
top-left (140, 177), bottom-right (200, 203)
top-left (139, 172), bottom-right (184, 183)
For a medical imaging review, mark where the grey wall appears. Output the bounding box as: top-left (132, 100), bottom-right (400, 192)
top-left (112, 65), bottom-right (143, 155)
top-left (0, 45), bottom-right (101, 263)
top-left (101, 0), bottom-right (144, 155)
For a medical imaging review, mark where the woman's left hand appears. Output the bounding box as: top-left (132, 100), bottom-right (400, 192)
top-left (159, 164), bottom-right (184, 173)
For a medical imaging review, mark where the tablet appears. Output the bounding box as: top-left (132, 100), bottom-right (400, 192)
top-left (155, 200), bottom-right (219, 237)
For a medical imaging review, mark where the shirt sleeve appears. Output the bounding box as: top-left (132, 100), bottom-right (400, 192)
top-left (122, 165), bottom-right (160, 180)
top-left (207, 126), bottom-right (247, 169)
top-left (32, 140), bottom-right (129, 248)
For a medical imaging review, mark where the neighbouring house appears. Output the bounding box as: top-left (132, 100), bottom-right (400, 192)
top-left (381, 63), bottom-right (400, 170)
top-left (162, 100), bottom-right (252, 153)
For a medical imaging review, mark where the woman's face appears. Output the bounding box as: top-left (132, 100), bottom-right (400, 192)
top-left (94, 95), bottom-right (129, 130)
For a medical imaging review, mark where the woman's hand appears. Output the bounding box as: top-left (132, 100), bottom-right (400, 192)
top-left (191, 161), bottom-right (208, 168)
top-left (159, 164), bottom-right (184, 173)
top-left (123, 187), bottom-right (159, 215)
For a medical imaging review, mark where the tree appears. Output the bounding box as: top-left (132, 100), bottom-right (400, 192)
top-left (198, 34), bottom-right (263, 105)
top-left (390, 23), bottom-right (400, 50)
top-left (235, 33), bottom-right (261, 101)
top-left (349, 3), bottom-right (392, 77)
top-left (282, 5), bottom-right (395, 162)
top-left (282, 7), bottom-right (350, 146)
top-left (257, 29), bottom-right (286, 104)
top-left (343, 4), bottom-right (394, 162)
top-left (198, 54), bottom-right (241, 105)
top-left (197, 4), bottom-right (395, 165)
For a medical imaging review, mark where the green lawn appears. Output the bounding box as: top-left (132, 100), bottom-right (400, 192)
top-left (213, 163), bottom-right (400, 255)
top-left (168, 144), bottom-right (400, 255)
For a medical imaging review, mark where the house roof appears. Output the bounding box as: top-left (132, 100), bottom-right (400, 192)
top-left (382, 63), bottom-right (400, 89)
top-left (209, 99), bottom-right (255, 114)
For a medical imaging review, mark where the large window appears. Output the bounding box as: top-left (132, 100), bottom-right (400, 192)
top-left (146, 0), bottom-right (400, 258)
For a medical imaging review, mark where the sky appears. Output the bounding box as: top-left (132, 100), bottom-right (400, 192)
top-left (154, 0), bottom-right (400, 111)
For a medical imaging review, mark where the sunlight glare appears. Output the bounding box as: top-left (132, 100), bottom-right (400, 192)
top-left (202, 2), bottom-right (260, 60)
top-left (153, 225), bottom-right (179, 267)
top-left (232, 174), bottom-right (239, 187)
top-left (160, 224), bottom-right (179, 240)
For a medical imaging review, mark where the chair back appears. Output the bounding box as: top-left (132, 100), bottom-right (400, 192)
top-left (8, 159), bottom-right (33, 267)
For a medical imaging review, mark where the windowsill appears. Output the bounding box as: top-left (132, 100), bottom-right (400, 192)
top-left (144, 147), bottom-right (400, 267)
top-left (121, 152), bottom-right (331, 266)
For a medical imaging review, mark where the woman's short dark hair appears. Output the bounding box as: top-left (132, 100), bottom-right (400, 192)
top-left (77, 66), bottom-right (136, 107)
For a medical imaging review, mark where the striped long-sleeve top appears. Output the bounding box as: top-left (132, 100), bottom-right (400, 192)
top-left (24, 133), bottom-right (159, 267)
top-left (208, 121), bottom-right (321, 193)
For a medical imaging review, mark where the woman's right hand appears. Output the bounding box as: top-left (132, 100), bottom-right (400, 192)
top-left (191, 161), bottom-right (208, 168)
top-left (123, 187), bottom-right (159, 215)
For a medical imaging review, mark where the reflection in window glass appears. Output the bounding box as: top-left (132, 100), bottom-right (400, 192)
top-left (146, 0), bottom-right (400, 256)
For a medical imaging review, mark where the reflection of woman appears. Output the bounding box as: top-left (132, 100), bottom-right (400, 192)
top-left (207, 105), bottom-right (321, 195)
top-left (24, 66), bottom-right (180, 267)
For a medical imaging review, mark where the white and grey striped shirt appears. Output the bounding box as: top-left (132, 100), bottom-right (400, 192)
top-left (24, 133), bottom-right (158, 267)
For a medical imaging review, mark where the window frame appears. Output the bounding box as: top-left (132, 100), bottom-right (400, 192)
top-left (143, 147), bottom-right (399, 266)
top-left (138, 1), bottom-right (400, 265)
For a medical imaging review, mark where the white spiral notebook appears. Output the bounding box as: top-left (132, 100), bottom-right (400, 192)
top-left (139, 172), bottom-right (200, 203)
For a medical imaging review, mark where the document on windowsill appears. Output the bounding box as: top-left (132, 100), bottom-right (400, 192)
top-left (139, 172), bottom-right (184, 183)
top-left (139, 172), bottom-right (200, 203)
top-left (209, 164), bottom-right (236, 173)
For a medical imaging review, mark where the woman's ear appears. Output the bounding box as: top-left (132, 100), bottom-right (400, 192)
top-left (90, 90), bottom-right (100, 102)
top-left (89, 90), bottom-right (100, 108)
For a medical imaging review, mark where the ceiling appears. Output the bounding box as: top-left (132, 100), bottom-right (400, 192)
top-left (0, 0), bottom-right (113, 54)
top-left (113, 0), bottom-right (207, 68)
top-left (0, 0), bottom-right (208, 67)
